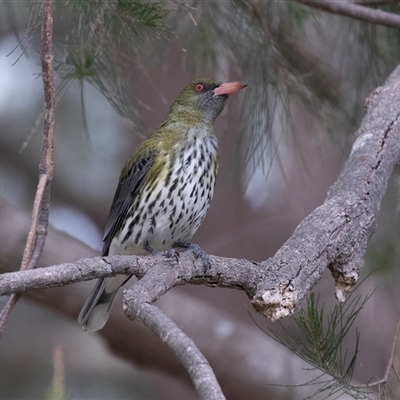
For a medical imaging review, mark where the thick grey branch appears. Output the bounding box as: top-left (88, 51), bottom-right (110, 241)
top-left (297, 0), bottom-right (400, 29)
top-left (252, 65), bottom-right (400, 320)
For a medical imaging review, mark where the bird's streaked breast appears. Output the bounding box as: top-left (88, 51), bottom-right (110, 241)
top-left (113, 126), bottom-right (219, 255)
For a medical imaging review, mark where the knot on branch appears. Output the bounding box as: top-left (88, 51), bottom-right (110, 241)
top-left (252, 283), bottom-right (295, 322)
top-left (330, 267), bottom-right (359, 303)
top-left (334, 271), bottom-right (359, 303)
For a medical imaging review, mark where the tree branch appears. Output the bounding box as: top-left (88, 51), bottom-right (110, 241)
top-left (0, 0), bottom-right (55, 337)
top-left (297, 0), bottom-right (400, 29)
top-left (123, 263), bottom-right (225, 399)
top-left (2, 57), bottom-right (400, 400)
top-left (253, 67), bottom-right (400, 319)
top-left (1, 60), bottom-right (400, 331)
top-left (0, 200), bottom-right (327, 399)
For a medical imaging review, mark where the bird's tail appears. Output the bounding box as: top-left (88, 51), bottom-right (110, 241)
top-left (78, 275), bottom-right (131, 332)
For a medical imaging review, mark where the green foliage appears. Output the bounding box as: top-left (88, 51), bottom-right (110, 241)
top-left (3, 1), bottom-right (170, 150)
top-left (267, 291), bottom-right (375, 399)
top-left (169, 1), bottom-right (400, 178)
top-left (11, 0), bottom-right (168, 133)
top-left (56, 0), bottom-right (167, 129)
top-left (116, 0), bottom-right (167, 29)
top-left (63, 50), bottom-right (97, 80)
top-left (5, 0), bottom-right (400, 172)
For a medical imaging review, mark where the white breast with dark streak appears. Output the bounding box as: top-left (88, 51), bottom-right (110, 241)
top-left (112, 128), bottom-right (218, 255)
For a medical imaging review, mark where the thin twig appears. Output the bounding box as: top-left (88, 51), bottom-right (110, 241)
top-left (123, 263), bottom-right (226, 400)
top-left (0, 295), bottom-right (19, 333)
top-left (352, 320), bottom-right (400, 389)
top-left (33, 0), bottom-right (55, 267)
top-left (24, 174), bottom-right (48, 270)
top-left (0, 0), bottom-right (55, 338)
top-left (350, 0), bottom-right (400, 5)
top-left (380, 320), bottom-right (400, 387)
top-left (297, 0), bottom-right (400, 29)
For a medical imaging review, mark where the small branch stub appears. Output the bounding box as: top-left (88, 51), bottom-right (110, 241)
top-left (252, 283), bottom-right (296, 322)
top-left (332, 271), bottom-right (359, 303)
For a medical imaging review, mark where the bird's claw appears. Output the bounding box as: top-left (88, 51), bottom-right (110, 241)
top-left (185, 243), bottom-right (211, 271)
top-left (160, 249), bottom-right (180, 262)
top-left (144, 241), bottom-right (180, 262)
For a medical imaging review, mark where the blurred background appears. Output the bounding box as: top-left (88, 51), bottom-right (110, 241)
top-left (1, 1), bottom-right (400, 399)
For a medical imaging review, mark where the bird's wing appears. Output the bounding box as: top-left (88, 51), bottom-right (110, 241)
top-left (101, 146), bottom-right (157, 256)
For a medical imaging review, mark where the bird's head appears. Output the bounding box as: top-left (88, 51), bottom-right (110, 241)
top-left (169, 78), bottom-right (247, 124)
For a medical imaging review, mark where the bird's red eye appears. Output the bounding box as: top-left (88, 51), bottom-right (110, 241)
top-left (194, 83), bottom-right (204, 93)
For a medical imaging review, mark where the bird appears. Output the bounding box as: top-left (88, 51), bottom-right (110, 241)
top-left (78, 78), bottom-right (247, 332)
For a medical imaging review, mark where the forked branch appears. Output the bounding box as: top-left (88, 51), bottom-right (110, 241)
top-left (297, 0), bottom-right (400, 29)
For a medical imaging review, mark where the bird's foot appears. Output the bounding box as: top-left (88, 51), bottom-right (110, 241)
top-left (144, 241), bottom-right (179, 262)
top-left (174, 242), bottom-right (211, 271)
top-left (160, 249), bottom-right (180, 261)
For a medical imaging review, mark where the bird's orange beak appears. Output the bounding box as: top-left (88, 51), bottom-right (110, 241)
top-left (213, 81), bottom-right (247, 97)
